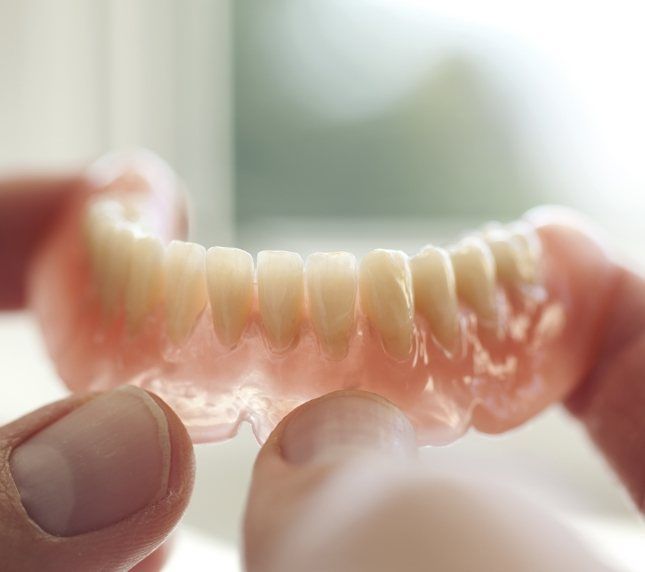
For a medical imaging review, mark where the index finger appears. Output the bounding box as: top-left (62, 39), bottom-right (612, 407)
top-left (526, 206), bottom-right (645, 511)
top-left (566, 264), bottom-right (645, 511)
top-left (0, 174), bottom-right (83, 309)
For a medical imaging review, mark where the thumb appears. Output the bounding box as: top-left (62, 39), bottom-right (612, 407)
top-left (0, 386), bottom-right (194, 572)
top-left (243, 391), bottom-right (608, 572)
top-left (243, 390), bottom-right (417, 572)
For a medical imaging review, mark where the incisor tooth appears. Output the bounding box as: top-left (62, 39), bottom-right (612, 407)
top-left (306, 252), bottom-right (357, 360)
top-left (450, 237), bottom-right (497, 324)
top-left (125, 235), bottom-right (164, 332)
top-left (206, 247), bottom-right (254, 348)
top-left (359, 250), bottom-right (414, 360)
top-left (410, 246), bottom-right (459, 350)
top-left (257, 250), bottom-right (304, 352)
top-left (100, 224), bottom-right (136, 318)
top-left (164, 240), bottom-right (207, 344)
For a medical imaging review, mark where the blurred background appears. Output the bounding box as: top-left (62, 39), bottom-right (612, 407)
top-left (1, 1), bottom-right (644, 569)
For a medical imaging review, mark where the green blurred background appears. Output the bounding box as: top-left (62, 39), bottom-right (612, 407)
top-left (235, 1), bottom-right (541, 222)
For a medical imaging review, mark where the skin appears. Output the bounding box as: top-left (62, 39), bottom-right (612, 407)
top-left (0, 175), bottom-right (643, 571)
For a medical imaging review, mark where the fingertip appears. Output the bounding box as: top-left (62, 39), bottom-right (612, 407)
top-left (278, 390), bottom-right (417, 465)
top-left (253, 390), bottom-right (417, 480)
top-left (245, 391), bottom-right (416, 571)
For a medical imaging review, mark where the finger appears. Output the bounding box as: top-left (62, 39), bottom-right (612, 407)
top-left (527, 206), bottom-right (645, 511)
top-left (0, 174), bottom-right (83, 309)
top-left (130, 539), bottom-right (174, 572)
top-left (243, 390), bottom-right (417, 572)
top-left (0, 386), bottom-right (194, 571)
top-left (566, 266), bottom-right (645, 512)
top-left (244, 391), bottom-right (608, 572)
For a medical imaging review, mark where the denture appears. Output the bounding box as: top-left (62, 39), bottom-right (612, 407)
top-left (29, 152), bottom-right (620, 444)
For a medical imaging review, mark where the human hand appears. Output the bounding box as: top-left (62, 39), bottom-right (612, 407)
top-left (244, 390), bottom-right (622, 571)
top-left (0, 176), bottom-right (195, 571)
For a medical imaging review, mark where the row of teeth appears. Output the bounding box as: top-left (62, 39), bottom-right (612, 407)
top-left (85, 198), bottom-right (540, 360)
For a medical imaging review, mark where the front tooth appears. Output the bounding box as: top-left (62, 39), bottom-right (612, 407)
top-left (306, 252), bottom-right (357, 360)
top-left (164, 240), bottom-right (207, 344)
top-left (257, 250), bottom-right (305, 352)
top-left (206, 247), bottom-right (254, 348)
top-left (450, 237), bottom-right (497, 324)
top-left (100, 224), bottom-right (136, 318)
top-left (125, 235), bottom-right (165, 332)
top-left (410, 246), bottom-right (459, 350)
top-left (359, 249), bottom-right (414, 360)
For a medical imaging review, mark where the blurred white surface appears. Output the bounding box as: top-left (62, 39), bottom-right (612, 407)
top-left (165, 528), bottom-right (240, 571)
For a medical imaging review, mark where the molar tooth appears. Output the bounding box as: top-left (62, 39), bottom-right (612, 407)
top-left (125, 235), bottom-right (165, 333)
top-left (85, 202), bottom-right (119, 278)
top-left (306, 252), bottom-right (357, 360)
top-left (482, 222), bottom-right (540, 284)
top-left (450, 237), bottom-right (497, 324)
top-left (482, 230), bottom-right (524, 284)
top-left (257, 250), bottom-right (305, 352)
top-left (410, 246), bottom-right (459, 350)
top-left (507, 221), bottom-right (541, 282)
top-left (100, 224), bottom-right (136, 318)
top-left (164, 240), bottom-right (207, 344)
top-left (359, 249), bottom-right (414, 360)
top-left (87, 216), bottom-right (113, 284)
top-left (206, 247), bottom-right (254, 348)
top-left (85, 198), bottom-right (124, 230)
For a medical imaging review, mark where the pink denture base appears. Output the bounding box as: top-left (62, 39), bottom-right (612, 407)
top-left (29, 155), bottom-right (619, 445)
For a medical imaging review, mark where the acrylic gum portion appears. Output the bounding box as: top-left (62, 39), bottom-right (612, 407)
top-left (84, 194), bottom-right (542, 360)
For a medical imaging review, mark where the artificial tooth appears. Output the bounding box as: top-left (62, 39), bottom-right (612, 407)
top-left (482, 229), bottom-right (525, 284)
top-left (410, 246), bottom-right (459, 350)
top-left (507, 221), bottom-right (541, 282)
top-left (164, 240), bottom-right (207, 344)
top-left (85, 201), bottom-right (121, 277)
top-left (99, 224), bottom-right (136, 318)
top-left (450, 237), bottom-right (497, 324)
top-left (257, 250), bottom-right (305, 353)
top-left (125, 235), bottom-right (165, 332)
top-left (359, 249), bottom-right (414, 360)
top-left (306, 252), bottom-right (357, 360)
top-left (87, 215), bottom-right (113, 283)
top-left (482, 221), bottom-right (541, 284)
top-left (206, 247), bottom-right (254, 348)
top-left (85, 198), bottom-right (123, 231)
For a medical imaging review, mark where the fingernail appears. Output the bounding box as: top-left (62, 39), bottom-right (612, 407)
top-left (280, 391), bottom-right (417, 464)
top-left (10, 387), bottom-right (171, 537)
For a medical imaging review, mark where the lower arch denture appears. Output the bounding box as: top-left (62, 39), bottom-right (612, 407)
top-left (29, 152), bottom-right (621, 444)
